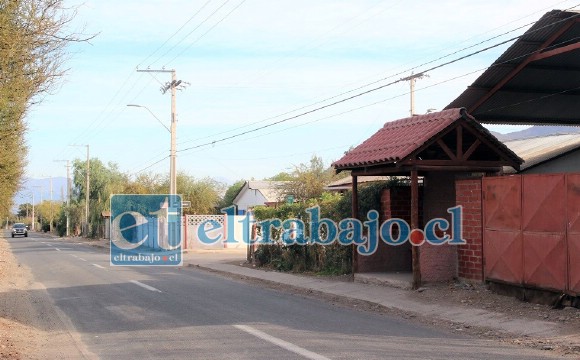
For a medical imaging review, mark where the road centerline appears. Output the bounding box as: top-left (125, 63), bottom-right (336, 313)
top-left (233, 325), bottom-right (330, 360)
top-left (92, 264), bottom-right (105, 269)
top-left (129, 280), bottom-right (162, 293)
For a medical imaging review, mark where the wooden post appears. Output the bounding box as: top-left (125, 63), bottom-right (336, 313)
top-left (411, 170), bottom-right (421, 289)
top-left (352, 175), bottom-right (359, 274)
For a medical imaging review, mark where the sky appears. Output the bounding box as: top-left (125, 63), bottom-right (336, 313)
top-left (23, 0), bottom-right (579, 187)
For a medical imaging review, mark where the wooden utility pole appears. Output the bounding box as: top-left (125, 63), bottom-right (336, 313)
top-left (401, 72), bottom-right (428, 116)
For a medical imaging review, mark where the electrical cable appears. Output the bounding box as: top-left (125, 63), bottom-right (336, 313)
top-left (137, 0), bottom-right (215, 68)
top-left (175, 8), bottom-right (580, 147)
top-left (163, 0), bottom-right (247, 67)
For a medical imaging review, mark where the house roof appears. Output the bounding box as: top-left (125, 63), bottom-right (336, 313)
top-left (332, 108), bottom-right (521, 171)
top-left (446, 10), bottom-right (580, 125)
top-left (502, 133), bottom-right (580, 172)
top-left (326, 176), bottom-right (392, 187)
top-left (232, 180), bottom-right (288, 204)
top-left (324, 176), bottom-right (392, 191)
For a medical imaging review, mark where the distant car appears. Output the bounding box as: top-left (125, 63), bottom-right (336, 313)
top-left (11, 223), bottom-right (28, 238)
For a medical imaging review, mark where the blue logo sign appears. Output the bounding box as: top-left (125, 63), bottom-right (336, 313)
top-left (110, 194), bottom-right (182, 266)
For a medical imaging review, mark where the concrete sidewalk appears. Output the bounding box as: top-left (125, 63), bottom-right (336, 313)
top-left (60, 235), bottom-right (579, 351)
top-left (183, 250), bottom-right (559, 336)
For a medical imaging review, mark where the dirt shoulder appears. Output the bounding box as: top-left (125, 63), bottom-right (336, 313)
top-left (0, 233), bottom-right (90, 359)
top-left (0, 234), bottom-right (41, 359)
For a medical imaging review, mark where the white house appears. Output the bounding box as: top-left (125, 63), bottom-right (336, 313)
top-left (232, 181), bottom-right (288, 214)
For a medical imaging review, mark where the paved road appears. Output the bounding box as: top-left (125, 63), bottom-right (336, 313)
top-left (6, 232), bottom-right (561, 359)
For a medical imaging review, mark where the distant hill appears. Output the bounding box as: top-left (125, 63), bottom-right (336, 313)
top-left (500, 125), bottom-right (580, 141)
top-left (13, 177), bottom-right (69, 211)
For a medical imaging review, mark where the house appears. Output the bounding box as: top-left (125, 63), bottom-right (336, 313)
top-left (232, 181), bottom-right (289, 214)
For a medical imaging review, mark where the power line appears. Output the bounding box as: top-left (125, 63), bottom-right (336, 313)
top-left (175, 8), bottom-right (579, 147)
top-left (149, 0), bottom-right (233, 67)
top-left (133, 156), bottom-right (169, 175)
top-left (164, 0), bottom-right (247, 67)
top-left (81, 6), bottom-right (580, 174)
top-left (176, 31), bottom-right (580, 154)
top-left (138, 0), bottom-right (215, 68)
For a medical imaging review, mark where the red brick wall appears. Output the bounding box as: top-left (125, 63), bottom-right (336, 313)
top-left (455, 178), bottom-right (484, 282)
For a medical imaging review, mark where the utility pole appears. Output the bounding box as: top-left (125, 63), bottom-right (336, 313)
top-left (32, 185), bottom-right (42, 231)
top-left (55, 159), bottom-right (71, 236)
top-left (136, 69), bottom-right (187, 195)
top-left (401, 72), bottom-right (428, 116)
top-left (49, 176), bottom-right (53, 233)
top-left (31, 192), bottom-right (35, 231)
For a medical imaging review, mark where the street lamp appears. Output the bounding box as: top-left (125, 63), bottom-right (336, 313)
top-left (127, 104), bottom-right (176, 195)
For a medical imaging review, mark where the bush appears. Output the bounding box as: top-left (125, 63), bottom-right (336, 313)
top-left (251, 180), bottom-right (403, 275)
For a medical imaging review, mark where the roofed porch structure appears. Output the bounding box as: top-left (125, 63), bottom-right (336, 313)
top-left (333, 108), bottom-right (523, 289)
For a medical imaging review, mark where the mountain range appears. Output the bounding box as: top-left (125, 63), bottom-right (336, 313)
top-left (490, 125), bottom-right (580, 142)
top-left (13, 177), bottom-right (69, 210)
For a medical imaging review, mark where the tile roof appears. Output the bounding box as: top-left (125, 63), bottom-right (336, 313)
top-left (333, 108), bottom-right (465, 169)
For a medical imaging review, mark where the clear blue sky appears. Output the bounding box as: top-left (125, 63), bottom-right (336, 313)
top-left (25, 0), bottom-right (576, 184)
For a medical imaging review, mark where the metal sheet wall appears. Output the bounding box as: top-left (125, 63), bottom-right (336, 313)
top-left (483, 174), bottom-right (578, 295)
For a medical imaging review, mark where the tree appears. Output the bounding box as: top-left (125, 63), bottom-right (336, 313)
top-left (280, 155), bottom-right (340, 201)
top-left (218, 180), bottom-right (245, 209)
top-left (175, 173), bottom-right (224, 215)
top-left (267, 172), bottom-right (293, 181)
top-left (71, 158), bottom-right (128, 237)
top-left (17, 203), bottom-right (32, 218)
top-left (0, 1), bottom-right (93, 218)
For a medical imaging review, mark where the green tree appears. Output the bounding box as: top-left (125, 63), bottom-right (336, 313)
top-left (124, 173), bottom-right (164, 194)
top-left (280, 155), bottom-right (340, 201)
top-left (0, 1), bottom-right (92, 218)
top-left (174, 173), bottom-right (224, 215)
top-left (71, 158), bottom-right (128, 237)
top-left (17, 203), bottom-right (32, 218)
top-left (218, 180), bottom-right (245, 209)
top-left (267, 172), bottom-right (294, 181)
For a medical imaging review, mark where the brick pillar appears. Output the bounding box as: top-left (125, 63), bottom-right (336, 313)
top-left (456, 178), bottom-right (484, 282)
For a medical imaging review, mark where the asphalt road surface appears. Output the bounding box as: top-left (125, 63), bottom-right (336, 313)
top-left (6, 232), bottom-right (562, 359)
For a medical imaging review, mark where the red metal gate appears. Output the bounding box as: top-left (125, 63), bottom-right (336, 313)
top-left (483, 174), bottom-right (577, 295)
top-left (483, 176), bottom-right (522, 284)
top-left (568, 175), bottom-right (580, 295)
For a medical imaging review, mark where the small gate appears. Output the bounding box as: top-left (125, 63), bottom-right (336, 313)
top-left (483, 174), bottom-right (578, 295)
top-left (185, 214), bottom-right (225, 250)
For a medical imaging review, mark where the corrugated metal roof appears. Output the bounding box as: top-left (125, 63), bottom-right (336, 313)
top-left (503, 133), bottom-right (580, 172)
top-left (446, 10), bottom-right (580, 125)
